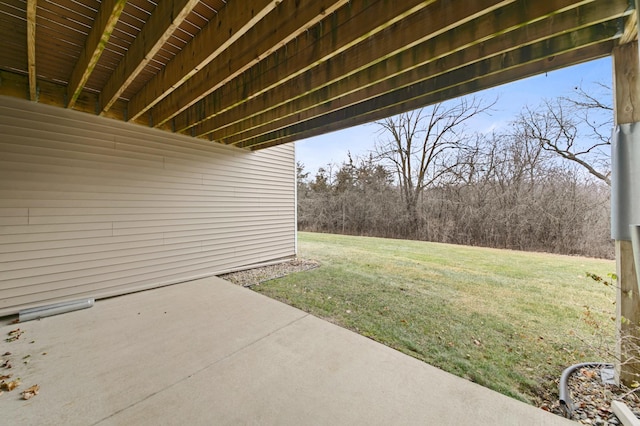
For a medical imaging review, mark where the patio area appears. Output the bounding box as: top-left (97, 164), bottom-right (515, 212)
top-left (0, 276), bottom-right (573, 425)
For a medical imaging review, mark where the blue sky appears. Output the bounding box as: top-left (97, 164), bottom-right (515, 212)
top-left (294, 56), bottom-right (613, 176)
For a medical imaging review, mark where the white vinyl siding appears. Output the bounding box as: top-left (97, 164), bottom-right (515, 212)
top-left (0, 96), bottom-right (296, 316)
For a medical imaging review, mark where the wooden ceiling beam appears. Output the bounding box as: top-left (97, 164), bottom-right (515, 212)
top-left (66, 0), bottom-right (126, 109)
top-left (141, 0), bottom-right (350, 128)
top-left (252, 41), bottom-right (614, 150)
top-left (0, 70), bottom-right (128, 120)
top-left (126, 0), bottom-right (320, 123)
top-left (170, 0), bottom-right (445, 133)
top-left (196, 0), bottom-right (615, 143)
top-left (26, 0), bottom-right (37, 102)
top-left (99, 0), bottom-right (201, 114)
top-left (242, 25), bottom-right (619, 149)
top-left (619, 0), bottom-right (638, 45)
top-left (211, 0), bottom-right (628, 145)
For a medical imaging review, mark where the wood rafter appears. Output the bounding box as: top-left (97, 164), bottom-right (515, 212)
top-left (66, 0), bottom-right (126, 109)
top-left (126, 0), bottom-right (296, 123)
top-left (620, 0), bottom-right (639, 44)
top-left (0, 0), bottom-right (636, 148)
top-left (201, 0), bottom-right (629, 146)
top-left (169, 0), bottom-right (446, 133)
top-left (26, 0), bottom-right (37, 101)
top-left (189, 0), bottom-right (617, 143)
top-left (99, 0), bottom-right (201, 114)
top-left (177, 0), bottom-right (514, 136)
top-left (251, 41), bottom-right (614, 150)
top-left (137, 0), bottom-right (351, 127)
top-left (245, 28), bottom-right (618, 149)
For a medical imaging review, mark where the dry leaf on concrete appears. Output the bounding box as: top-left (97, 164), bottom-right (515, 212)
top-left (0, 379), bottom-right (21, 391)
top-left (21, 384), bottom-right (39, 400)
top-left (6, 329), bottom-right (24, 342)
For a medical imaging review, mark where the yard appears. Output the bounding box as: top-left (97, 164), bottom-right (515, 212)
top-left (252, 232), bottom-right (616, 405)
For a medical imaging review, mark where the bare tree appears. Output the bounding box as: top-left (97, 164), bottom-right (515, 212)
top-left (518, 83), bottom-right (612, 185)
top-left (374, 97), bottom-right (494, 235)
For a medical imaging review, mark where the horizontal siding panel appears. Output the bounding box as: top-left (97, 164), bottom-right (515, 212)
top-left (0, 233), bottom-right (165, 254)
top-left (0, 208), bottom-right (28, 216)
top-left (0, 222), bottom-right (114, 235)
top-left (0, 196), bottom-right (294, 209)
top-left (164, 225), bottom-right (293, 245)
top-left (0, 216), bottom-right (28, 225)
top-left (1, 244), bottom-right (205, 281)
top-left (1, 247), bottom-right (296, 311)
top-left (0, 158), bottom-right (206, 186)
top-left (158, 219), bottom-right (293, 237)
top-left (0, 151), bottom-right (206, 182)
top-left (0, 140), bottom-right (166, 169)
top-left (0, 96), bottom-right (295, 315)
top-left (0, 170), bottom-right (295, 197)
top-left (1, 233), bottom-right (293, 278)
top-left (26, 206), bottom-right (289, 216)
top-left (0, 105), bottom-right (244, 157)
top-left (0, 238), bottom-right (164, 263)
top-left (0, 228), bottom-right (292, 273)
top-left (0, 228), bottom-right (114, 244)
top-left (1, 123), bottom-right (118, 151)
top-left (28, 211), bottom-right (291, 226)
top-left (0, 239), bottom-right (295, 299)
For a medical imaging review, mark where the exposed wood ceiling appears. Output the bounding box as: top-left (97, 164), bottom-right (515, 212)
top-left (0, 0), bottom-right (637, 150)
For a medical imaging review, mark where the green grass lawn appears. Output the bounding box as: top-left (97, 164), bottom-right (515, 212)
top-left (253, 232), bottom-right (616, 404)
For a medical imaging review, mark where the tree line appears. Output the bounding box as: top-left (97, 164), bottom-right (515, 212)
top-left (297, 85), bottom-right (613, 258)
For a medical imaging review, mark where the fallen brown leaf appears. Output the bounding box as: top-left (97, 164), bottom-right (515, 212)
top-left (21, 384), bottom-right (39, 400)
top-left (5, 329), bottom-right (24, 342)
top-left (581, 368), bottom-right (598, 379)
top-left (1, 379), bottom-right (21, 391)
top-left (0, 374), bottom-right (12, 380)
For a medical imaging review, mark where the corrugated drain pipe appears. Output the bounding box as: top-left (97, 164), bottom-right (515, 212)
top-left (559, 362), bottom-right (614, 418)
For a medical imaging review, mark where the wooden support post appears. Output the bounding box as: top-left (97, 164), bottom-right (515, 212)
top-left (613, 40), bottom-right (640, 385)
top-left (26, 0), bottom-right (37, 101)
top-left (616, 240), bottom-right (640, 384)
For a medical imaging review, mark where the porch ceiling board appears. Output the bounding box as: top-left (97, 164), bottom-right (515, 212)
top-left (169, 0), bottom-right (445, 134)
top-left (66, 0), bottom-right (127, 108)
top-left (126, 0), bottom-right (292, 123)
top-left (138, 0), bottom-right (351, 127)
top-left (251, 40), bottom-right (617, 150)
top-left (217, 0), bottom-right (632, 147)
top-left (0, 0), bottom-right (636, 149)
top-left (190, 0), bottom-right (626, 144)
top-left (98, 0), bottom-right (201, 113)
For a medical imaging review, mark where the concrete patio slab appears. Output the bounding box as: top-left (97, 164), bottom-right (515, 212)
top-left (0, 277), bottom-right (573, 425)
